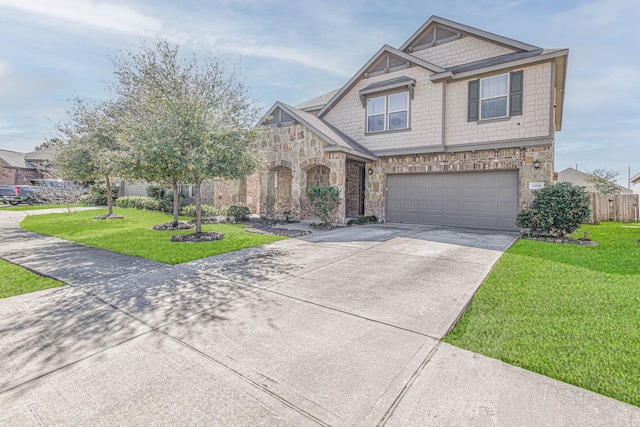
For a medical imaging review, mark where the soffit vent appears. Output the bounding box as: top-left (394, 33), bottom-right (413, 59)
top-left (411, 25), bottom-right (462, 51)
top-left (364, 54), bottom-right (411, 78)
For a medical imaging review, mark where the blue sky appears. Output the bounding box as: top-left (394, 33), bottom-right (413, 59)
top-left (1, 0), bottom-right (638, 185)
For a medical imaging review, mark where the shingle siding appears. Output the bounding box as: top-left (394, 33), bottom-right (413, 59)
top-left (409, 36), bottom-right (517, 68)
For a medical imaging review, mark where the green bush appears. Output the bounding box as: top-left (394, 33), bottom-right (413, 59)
top-left (515, 182), bottom-right (590, 237)
top-left (79, 184), bottom-right (119, 205)
top-left (79, 193), bottom-right (104, 206)
top-left (146, 185), bottom-right (165, 200)
top-left (307, 186), bottom-right (341, 225)
top-left (181, 204), bottom-right (250, 221)
top-left (347, 215), bottom-right (378, 225)
top-left (226, 205), bottom-right (250, 221)
top-left (115, 196), bottom-right (169, 212)
top-left (181, 204), bottom-right (221, 217)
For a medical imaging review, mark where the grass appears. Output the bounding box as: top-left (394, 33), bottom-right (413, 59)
top-left (1, 203), bottom-right (88, 211)
top-left (0, 259), bottom-right (64, 298)
top-left (444, 222), bottom-right (640, 407)
top-left (21, 208), bottom-right (287, 264)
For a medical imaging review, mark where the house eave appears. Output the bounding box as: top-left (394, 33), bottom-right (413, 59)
top-left (373, 136), bottom-right (553, 157)
top-left (317, 45), bottom-right (444, 118)
top-left (430, 49), bottom-right (569, 82)
top-left (400, 15), bottom-right (540, 53)
top-left (323, 145), bottom-right (378, 162)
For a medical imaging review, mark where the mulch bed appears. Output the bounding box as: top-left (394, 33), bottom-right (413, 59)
top-left (241, 218), bottom-right (311, 238)
top-left (153, 221), bottom-right (194, 230)
top-left (171, 232), bottom-right (224, 243)
top-left (520, 233), bottom-right (599, 246)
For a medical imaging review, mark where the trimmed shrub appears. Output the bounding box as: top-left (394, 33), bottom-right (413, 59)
top-left (181, 204), bottom-right (221, 217)
top-left (516, 182), bottom-right (590, 237)
top-left (307, 186), bottom-right (341, 225)
top-left (347, 215), bottom-right (378, 225)
top-left (226, 205), bottom-right (250, 221)
top-left (115, 196), bottom-right (169, 212)
top-left (80, 184), bottom-right (119, 206)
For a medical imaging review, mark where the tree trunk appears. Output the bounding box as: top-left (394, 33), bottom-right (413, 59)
top-left (171, 180), bottom-right (180, 226)
top-left (105, 175), bottom-right (113, 216)
top-left (195, 180), bottom-right (202, 234)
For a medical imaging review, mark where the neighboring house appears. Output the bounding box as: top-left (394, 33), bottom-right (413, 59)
top-left (226, 16), bottom-right (570, 230)
top-left (0, 149), bottom-right (50, 185)
top-left (631, 172), bottom-right (640, 195)
top-left (557, 167), bottom-right (633, 194)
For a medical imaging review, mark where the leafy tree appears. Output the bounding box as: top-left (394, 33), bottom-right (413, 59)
top-left (109, 39), bottom-right (258, 232)
top-left (516, 182), bottom-right (590, 237)
top-left (585, 168), bottom-right (622, 194)
top-left (52, 99), bottom-right (124, 217)
top-left (307, 186), bottom-right (341, 226)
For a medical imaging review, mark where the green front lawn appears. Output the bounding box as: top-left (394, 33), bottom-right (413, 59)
top-left (445, 223), bottom-right (640, 407)
top-left (21, 208), bottom-right (286, 264)
top-left (1, 259), bottom-right (64, 298)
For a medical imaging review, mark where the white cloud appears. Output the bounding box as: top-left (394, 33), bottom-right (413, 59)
top-left (0, 0), bottom-right (164, 35)
top-left (213, 39), bottom-right (353, 76)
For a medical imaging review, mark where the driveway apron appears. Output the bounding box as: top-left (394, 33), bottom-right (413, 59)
top-left (1, 210), bottom-right (639, 426)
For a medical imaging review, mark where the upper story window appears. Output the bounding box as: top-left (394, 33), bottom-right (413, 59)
top-left (480, 74), bottom-right (508, 119)
top-left (366, 91), bottom-right (409, 133)
top-left (468, 70), bottom-right (523, 122)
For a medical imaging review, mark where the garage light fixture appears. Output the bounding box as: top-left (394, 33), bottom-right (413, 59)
top-left (368, 168), bottom-right (374, 175)
top-left (533, 160), bottom-right (541, 169)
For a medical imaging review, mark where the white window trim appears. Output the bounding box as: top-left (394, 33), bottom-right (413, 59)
top-left (366, 91), bottom-right (410, 133)
top-left (479, 73), bottom-right (509, 121)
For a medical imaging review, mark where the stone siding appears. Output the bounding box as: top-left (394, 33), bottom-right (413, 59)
top-left (363, 145), bottom-right (553, 221)
top-left (410, 36), bottom-right (516, 68)
top-left (252, 124), bottom-right (347, 222)
top-left (445, 63), bottom-right (552, 145)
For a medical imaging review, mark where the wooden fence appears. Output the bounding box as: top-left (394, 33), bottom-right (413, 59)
top-left (588, 193), bottom-right (640, 224)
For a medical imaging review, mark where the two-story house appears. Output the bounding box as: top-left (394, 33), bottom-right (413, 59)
top-left (227, 16), bottom-right (568, 231)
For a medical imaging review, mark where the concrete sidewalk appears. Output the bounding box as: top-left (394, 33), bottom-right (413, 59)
top-left (1, 209), bottom-right (638, 426)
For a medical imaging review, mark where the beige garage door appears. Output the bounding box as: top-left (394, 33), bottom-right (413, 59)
top-left (386, 171), bottom-right (519, 230)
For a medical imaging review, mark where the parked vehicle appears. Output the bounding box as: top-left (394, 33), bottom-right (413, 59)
top-left (29, 179), bottom-right (87, 192)
top-left (0, 185), bottom-right (38, 205)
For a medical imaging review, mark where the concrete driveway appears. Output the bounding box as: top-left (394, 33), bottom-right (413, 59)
top-left (1, 211), bottom-right (639, 426)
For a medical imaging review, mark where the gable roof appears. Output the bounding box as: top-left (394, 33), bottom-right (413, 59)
top-left (295, 89), bottom-right (340, 112)
top-left (557, 167), bottom-right (633, 194)
top-left (0, 149), bottom-right (32, 169)
top-left (630, 172), bottom-right (640, 184)
top-left (261, 102), bottom-right (377, 161)
top-left (317, 45), bottom-right (444, 118)
top-left (400, 15), bottom-right (539, 53)
top-left (25, 149), bottom-right (53, 161)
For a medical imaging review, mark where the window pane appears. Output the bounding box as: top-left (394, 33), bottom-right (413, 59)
top-left (481, 97), bottom-right (507, 119)
top-left (388, 92), bottom-right (408, 111)
top-left (389, 111), bottom-right (408, 129)
top-left (481, 75), bottom-right (508, 98)
top-left (368, 114), bottom-right (385, 132)
top-left (367, 96), bottom-right (385, 115)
